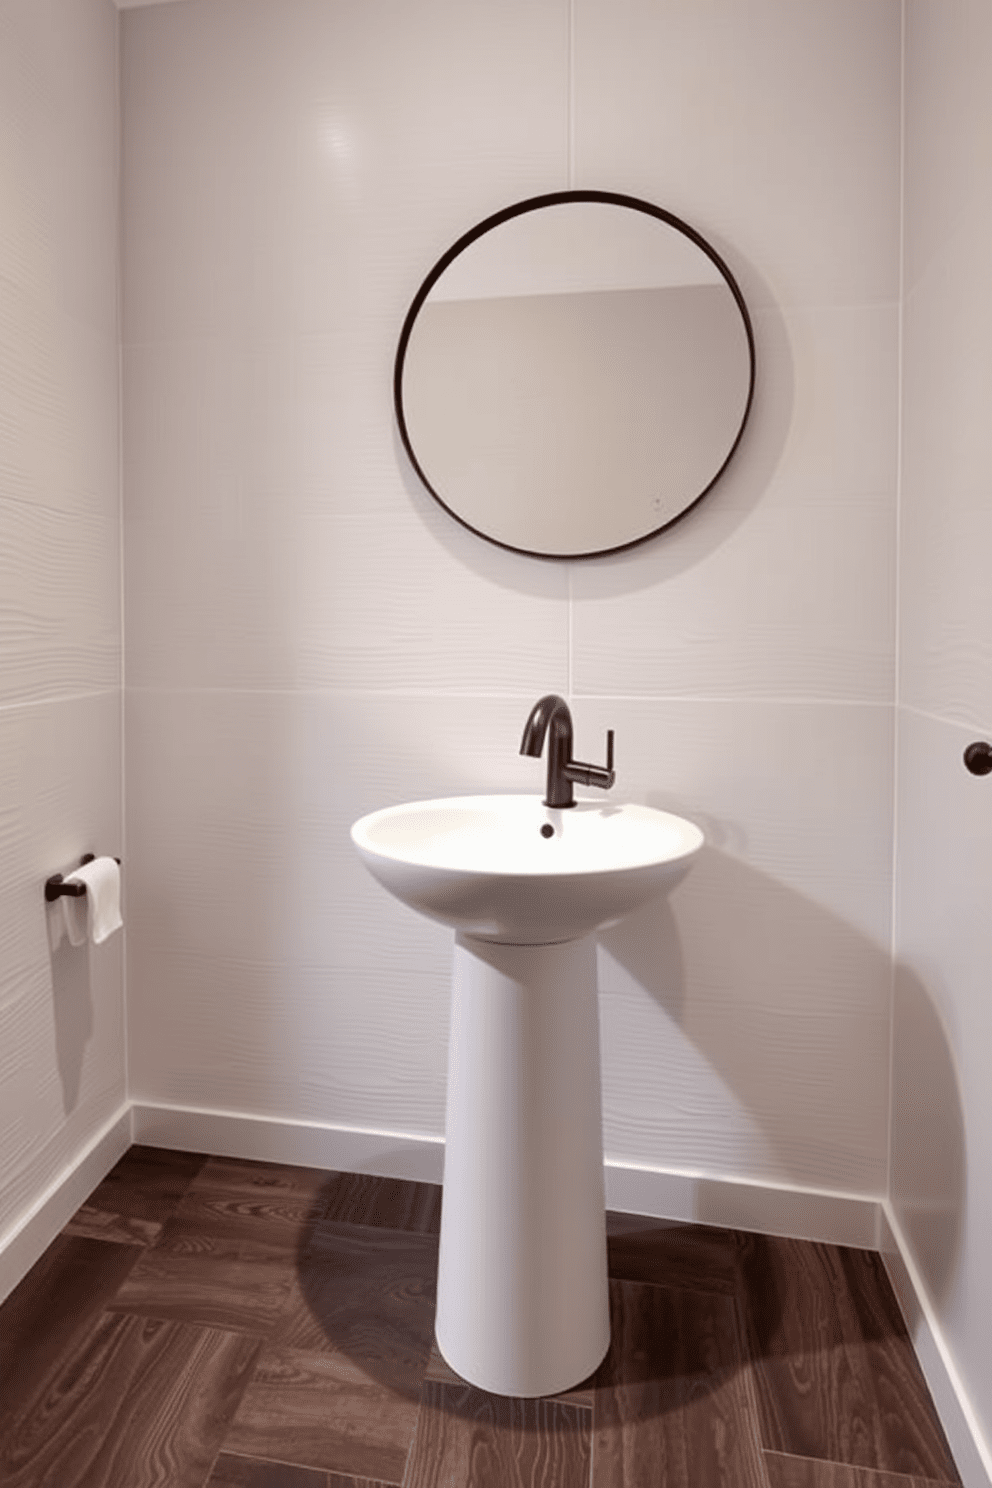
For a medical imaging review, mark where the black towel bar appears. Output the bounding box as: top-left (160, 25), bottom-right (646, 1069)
top-left (45, 854), bottom-right (122, 903)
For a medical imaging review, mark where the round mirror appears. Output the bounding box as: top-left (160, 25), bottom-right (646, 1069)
top-left (395, 191), bottom-right (755, 560)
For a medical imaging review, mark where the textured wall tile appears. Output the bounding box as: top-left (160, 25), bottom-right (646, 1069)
top-left (572, 0), bottom-right (902, 311)
top-left (125, 689), bottom-right (560, 1127)
top-left (899, 241), bottom-right (992, 725)
top-left (585, 698), bottom-right (892, 1192)
top-left (126, 488), bottom-right (569, 692)
top-left (123, 330), bottom-right (407, 528)
top-left (897, 2), bottom-right (992, 1459)
top-left (292, 508), bottom-right (569, 693)
top-left (893, 709), bottom-right (992, 1442)
top-left (0, 277), bottom-right (121, 709)
top-left (0, 496), bottom-right (120, 706)
top-left (121, 0), bottom-right (570, 344)
top-left (0, 693), bottom-right (124, 1239)
top-left (898, 477), bottom-right (992, 728)
top-left (0, 0), bottom-right (119, 335)
top-left (0, 284), bottom-right (120, 520)
top-left (903, 0), bottom-right (992, 292)
top-left (0, 0), bottom-right (122, 1259)
top-left (738, 303), bottom-right (899, 513)
top-left (572, 496), bottom-right (895, 702)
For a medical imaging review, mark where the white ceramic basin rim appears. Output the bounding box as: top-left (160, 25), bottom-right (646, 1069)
top-left (351, 795), bottom-right (703, 945)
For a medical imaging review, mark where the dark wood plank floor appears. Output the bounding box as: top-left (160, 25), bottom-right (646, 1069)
top-left (0, 1146), bottom-right (961, 1488)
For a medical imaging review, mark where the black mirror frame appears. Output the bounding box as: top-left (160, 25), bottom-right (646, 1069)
top-left (394, 189), bottom-right (756, 561)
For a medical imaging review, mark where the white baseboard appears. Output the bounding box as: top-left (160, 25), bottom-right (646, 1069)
top-left (0, 1103), bottom-right (132, 1302)
top-left (129, 1101), bottom-right (882, 1250)
top-left (129, 1101), bottom-right (882, 1245)
top-left (131, 1101), bottom-right (446, 1184)
top-left (603, 1158), bottom-right (882, 1249)
top-left (879, 1202), bottom-right (992, 1488)
top-left (2, 1100), bottom-right (988, 1488)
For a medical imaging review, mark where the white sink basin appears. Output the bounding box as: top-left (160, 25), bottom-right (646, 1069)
top-left (350, 789), bottom-right (704, 1396)
top-left (350, 794), bottom-right (703, 945)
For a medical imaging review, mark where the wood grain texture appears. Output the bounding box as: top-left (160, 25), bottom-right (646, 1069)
top-left (605, 1211), bottom-right (739, 1293)
top-left (207, 1459), bottom-right (395, 1488)
top-left (5, 1153), bottom-right (964, 1488)
top-left (423, 1337), bottom-right (596, 1412)
top-left (763, 1449), bottom-right (959, 1488)
top-left (108, 1241), bottom-right (298, 1335)
top-left (223, 1346), bottom-right (419, 1481)
top-left (176, 1156), bottom-right (332, 1251)
top-left (592, 1278), bottom-right (768, 1488)
top-left (0, 1310), bottom-right (261, 1488)
top-left (405, 1378), bottom-right (592, 1488)
top-left (107, 1154), bottom-right (331, 1334)
top-left (0, 1234), bottom-right (142, 1430)
top-left (207, 1454), bottom-right (330, 1485)
top-left (62, 1204), bottom-right (164, 1246)
top-left (208, 1464), bottom-right (395, 1488)
top-left (739, 1235), bottom-right (960, 1481)
top-left (65, 1144), bottom-right (207, 1232)
top-left (317, 1171), bottom-right (442, 1235)
top-left (276, 1222), bottom-right (437, 1397)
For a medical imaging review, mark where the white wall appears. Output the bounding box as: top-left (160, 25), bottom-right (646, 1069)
top-left (122, 0), bottom-right (901, 1198)
top-left (894, 0), bottom-right (992, 1459)
top-left (0, 0), bottom-right (124, 1242)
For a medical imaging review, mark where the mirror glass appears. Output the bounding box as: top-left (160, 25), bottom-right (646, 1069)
top-left (395, 192), bottom-right (755, 559)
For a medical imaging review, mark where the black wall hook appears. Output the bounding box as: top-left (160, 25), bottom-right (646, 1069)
top-left (45, 854), bottom-right (121, 902)
top-left (964, 742), bottom-right (992, 777)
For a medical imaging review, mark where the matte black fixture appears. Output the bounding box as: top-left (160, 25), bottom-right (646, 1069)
top-left (964, 741), bottom-right (992, 776)
top-left (394, 190), bottom-right (756, 560)
top-left (520, 694), bottom-right (615, 808)
top-left (45, 853), bottom-right (121, 902)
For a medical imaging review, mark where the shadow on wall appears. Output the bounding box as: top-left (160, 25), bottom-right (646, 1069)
top-left (889, 964), bottom-right (968, 1312)
top-left (598, 840), bottom-right (965, 1294)
top-left (49, 938), bottom-right (93, 1116)
top-left (599, 842), bottom-right (890, 1189)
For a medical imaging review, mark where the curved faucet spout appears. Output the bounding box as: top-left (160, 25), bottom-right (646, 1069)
top-left (520, 694), bottom-right (572, 756)
top-left (520, 695), bottom-right (574, 808)
top-left (520, 695), bottom-right (615, 809)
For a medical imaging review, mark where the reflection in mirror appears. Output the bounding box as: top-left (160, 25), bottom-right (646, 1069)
top-left (396, 192), bottom-right (755, 559)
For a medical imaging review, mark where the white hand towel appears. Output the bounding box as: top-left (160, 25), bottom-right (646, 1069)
top-left (46, 896), bottom-right (83, 951)
top-left (63, 857), bottom-right (123, 945)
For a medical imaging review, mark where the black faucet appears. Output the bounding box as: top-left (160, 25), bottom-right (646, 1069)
top-left (519, 695), bottom-right (615, 808)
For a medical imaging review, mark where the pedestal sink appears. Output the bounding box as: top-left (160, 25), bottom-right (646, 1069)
top-left (350, 793), bottom-right (703, 1397)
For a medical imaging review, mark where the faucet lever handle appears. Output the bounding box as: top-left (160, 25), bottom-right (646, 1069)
top-left (563, 727), bottom-right (616, 793)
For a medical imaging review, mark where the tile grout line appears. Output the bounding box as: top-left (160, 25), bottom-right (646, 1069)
top-left (885, 0), bottom-right (908, 1247)
top-left (111, 0), bottom-right (129, 1139)
top-left (761, 1446), bottom-right (961, 1488)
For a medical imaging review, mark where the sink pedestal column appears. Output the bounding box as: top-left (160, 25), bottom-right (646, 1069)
top-left (435, 932), bottom-right (611, 1398)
